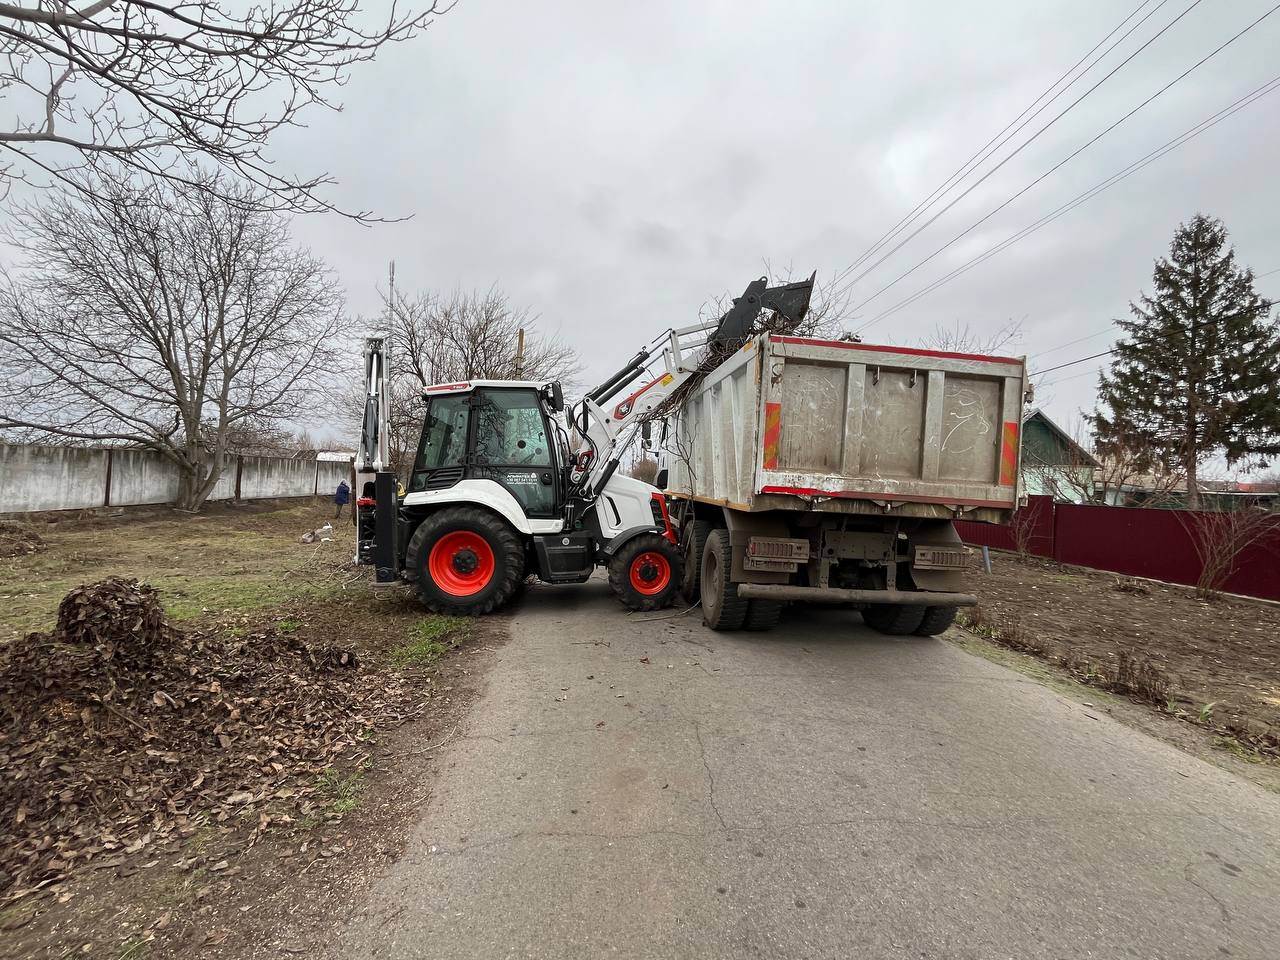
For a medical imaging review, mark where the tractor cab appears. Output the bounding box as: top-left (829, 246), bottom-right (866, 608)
top-left (408, 380), bottom-right (568, 519)
top-left (388, 375), bottom-right (681, 614)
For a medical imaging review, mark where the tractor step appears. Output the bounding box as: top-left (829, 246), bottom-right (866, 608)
top-left (532, 533), bottom-right (597, 583)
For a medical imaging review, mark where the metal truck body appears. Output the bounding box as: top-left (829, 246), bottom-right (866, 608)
top-left (663, 333), bottom-right (1026, 633)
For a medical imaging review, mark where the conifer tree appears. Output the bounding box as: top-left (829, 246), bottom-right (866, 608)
top-left (1090, 215), bottom-right (1280, 509)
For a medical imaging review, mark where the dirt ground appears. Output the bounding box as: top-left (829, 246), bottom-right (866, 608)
top-left (964, 549), bottom-right (1280, 749)
top-left (0, 499), bottom-right (509, 959)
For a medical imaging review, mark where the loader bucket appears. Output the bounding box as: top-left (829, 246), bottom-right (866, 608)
top-left (708, 271), bottom-right (816, 349)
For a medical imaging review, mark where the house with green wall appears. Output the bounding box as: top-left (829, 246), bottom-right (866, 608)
top-left (1020, 409), bottom-right (1099, 503)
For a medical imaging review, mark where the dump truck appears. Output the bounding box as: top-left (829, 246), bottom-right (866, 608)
top-left (660, 333), bottom-right (1027, 635)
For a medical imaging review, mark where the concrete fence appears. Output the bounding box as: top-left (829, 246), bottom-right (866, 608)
top-left (1, 443), bottom-right (353, 515)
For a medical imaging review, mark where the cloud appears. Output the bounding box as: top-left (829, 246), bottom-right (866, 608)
top-left (259, 0), bottom-right (1280, 427)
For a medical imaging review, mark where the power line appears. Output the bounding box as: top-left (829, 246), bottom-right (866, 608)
top-left (846, 1), bottom-right (1280, 318)
top-left (1034, 348), bottom-right (1116, 378)
top-left (1033, 261), bottom-right (1278, 362)
top-left (827, 0), bottom-right (1167, 291)
top-left (1037, 366), bottom-right (1105, 390)
top-left (830, 0), bottom-right (1209, 304)
top-left (1030, 298), bottom-right (1274, 383)
top-left (1028, 326), bottom-right (1116, 361)
top-left (856, 71), bottom-right (1280, 329)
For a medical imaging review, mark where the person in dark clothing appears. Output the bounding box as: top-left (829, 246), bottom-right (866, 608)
top-left (334, 479), bottom-right (351, 519)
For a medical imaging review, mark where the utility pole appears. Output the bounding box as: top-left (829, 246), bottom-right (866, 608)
top-left (515, 327), bottom-right (526, 379)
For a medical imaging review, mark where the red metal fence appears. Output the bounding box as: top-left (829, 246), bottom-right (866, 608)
top-left (956, 495), bottom-right (1280, 601)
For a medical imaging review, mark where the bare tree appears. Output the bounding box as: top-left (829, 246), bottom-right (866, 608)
top-left (1091, 424), bottom-right (1185, 508)
top-left (367, 279), bottom-right (581, 474)
top-left (1007, 506), bottom-right (1038, 557)
top-left (1027, 421), bottom-right (1183, 507)
top-left (1178, 506), bottom-right (1276, 600)
top-left (921, 318), bottom-right (1024, 356)
top-left (0, 2), bottom-right (447, 216)
top-left (1250, 467), bottom-right (1280, 493)
top-left (0, 169), bottom-right (344, 510)
top-left (628, 455), bottom-right (659, 484)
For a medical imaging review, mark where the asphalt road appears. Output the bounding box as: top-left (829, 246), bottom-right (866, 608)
top-left (339, 577), bottom-right (1280, 960)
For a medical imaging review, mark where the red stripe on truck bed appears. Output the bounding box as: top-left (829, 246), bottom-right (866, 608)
top-left (999, 421), bottom-right (1019, 486)
top-left (769, 335), bottom-right (1024, 366)
top-left (762, 402), bottom-right (782, 469)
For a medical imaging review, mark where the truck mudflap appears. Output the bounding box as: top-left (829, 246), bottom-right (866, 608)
top-left (735, 584), bottom-right (976, 607)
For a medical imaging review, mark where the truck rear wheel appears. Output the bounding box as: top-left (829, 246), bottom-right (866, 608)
top-left (406, 507), bottom-right (524, 615)
top-left (679, 519), bottom-right (712, 602)
top-left (862, 603), bottom-right (927, 636)
top-left (701, 529), bottom-right (748, 631)
top-left (913, 605), bottom-right (957, 636)
top-left (608, 534), bottom-right (684, 612)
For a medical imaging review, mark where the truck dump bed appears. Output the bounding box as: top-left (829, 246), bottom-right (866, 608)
top-left (666, 334), bottom-right (1026, 524)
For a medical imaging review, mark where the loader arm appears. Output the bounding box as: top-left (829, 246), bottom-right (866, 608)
top-left (569, 274), bottom-right (815, 504)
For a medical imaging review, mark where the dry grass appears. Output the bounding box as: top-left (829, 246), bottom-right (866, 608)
top-left (958, 605), bottom-right (1174, 708)
top-left (1, 499), bottom-right (339, 640)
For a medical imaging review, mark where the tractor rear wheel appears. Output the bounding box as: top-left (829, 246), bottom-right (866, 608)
top-left (608, 533), bottom-right (684, 611)
top-left (701, 529), bottom-right (748, 631)
top-left (406, 507), bottom-right (524, 615)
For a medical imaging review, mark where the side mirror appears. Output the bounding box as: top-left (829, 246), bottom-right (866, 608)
top-left (548, 382), bottom-right (565, 412)
top-left (655, 469), bottom-right (668, 490)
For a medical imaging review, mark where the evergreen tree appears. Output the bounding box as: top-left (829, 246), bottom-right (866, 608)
top-left (1090, 215), bottom-right (1280, 509)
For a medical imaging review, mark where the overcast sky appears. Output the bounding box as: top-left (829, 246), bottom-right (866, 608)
top-left (276, 0), bottom-right (1280, 437)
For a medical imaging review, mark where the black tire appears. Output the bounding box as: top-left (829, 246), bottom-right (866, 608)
top-left (862, 603), bottom-right (927, 636)
top-left (913, 605), bottom-right (957, 637)
top-left (679, 518), bottom-right (712, 602)
top-left (701, 529), bottom-right (748, 631)
top-left (405, 507), bottom-right (524, 616)
top-left (743, 599), bottom-right (783, 632)
top-left (607, 534), bottom-right (684, 612)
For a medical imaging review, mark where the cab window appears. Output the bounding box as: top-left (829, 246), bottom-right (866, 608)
top-left (410, 393), bottom-right (470, 490)
top-left (473, 389), bottom-right (551, 466)
top-left (472, 388), bottom-right (556, 516)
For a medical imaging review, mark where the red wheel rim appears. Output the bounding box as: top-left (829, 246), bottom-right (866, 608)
top-left (428, 531), bottom-right (496, 597)
top-left (629, 551), bottom-right (671, 596)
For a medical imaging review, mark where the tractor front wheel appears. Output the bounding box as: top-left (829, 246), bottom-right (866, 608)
top-left (406, 508), bottom-right (524, 615)
top-left (608, 534), bottom-right (684, 611)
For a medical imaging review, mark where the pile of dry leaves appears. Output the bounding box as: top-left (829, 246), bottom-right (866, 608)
top-left (0, 578), bottom-right (419, 901)
top-left (0, 519), bottom-right (44, 559)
